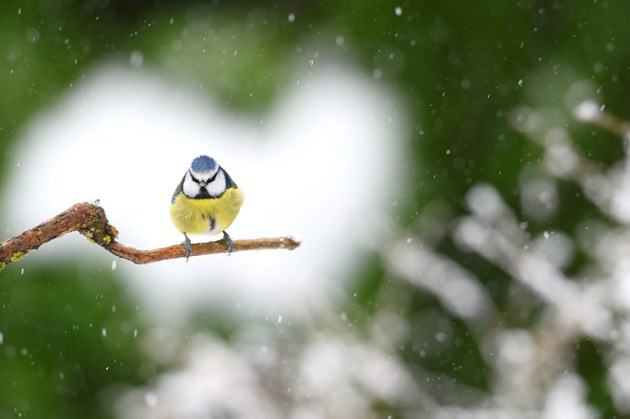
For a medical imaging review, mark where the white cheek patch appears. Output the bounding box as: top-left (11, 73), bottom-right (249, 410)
top-left (182, 172), bottom-right (201, 198)
top-left (205, 169), bottom-right (227, 197)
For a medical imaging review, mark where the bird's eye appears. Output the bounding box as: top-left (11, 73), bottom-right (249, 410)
top-left (189, 172), bottom-right (200, 184)
top-left (207, 170), bottom-right (219, 183)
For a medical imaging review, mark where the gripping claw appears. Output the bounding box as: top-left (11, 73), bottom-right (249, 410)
top-left (183, 233), bottom-right (193, 262)
top-left (222, 231), bottom-right (234, 255)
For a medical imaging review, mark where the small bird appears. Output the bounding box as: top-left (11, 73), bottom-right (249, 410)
top-left (170, 155), bottom-right (244, 260)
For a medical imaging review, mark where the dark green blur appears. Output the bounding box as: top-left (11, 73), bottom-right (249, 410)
top-left (1, 0), bottom-right (629, 417)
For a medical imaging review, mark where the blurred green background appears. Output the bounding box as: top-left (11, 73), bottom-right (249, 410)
top-left (2, 1), bottom-right (630, 418)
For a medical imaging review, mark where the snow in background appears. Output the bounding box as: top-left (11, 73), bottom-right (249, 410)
top-left (1, 61), bottom-right (407, 323)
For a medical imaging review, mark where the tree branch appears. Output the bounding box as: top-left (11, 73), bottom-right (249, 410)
top-left (0, 202), bottom-right (300, 270)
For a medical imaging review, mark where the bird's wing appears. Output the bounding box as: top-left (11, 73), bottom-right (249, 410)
top-left (221, 167), bottom-right (238, 189)
top-left (171, 175), bottom-right (186, 203)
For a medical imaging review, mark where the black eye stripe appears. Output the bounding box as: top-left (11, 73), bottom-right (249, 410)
top-left (208, 170), bottom-right (219, 183)
top-left (189, 170), bottom-right (219, 184)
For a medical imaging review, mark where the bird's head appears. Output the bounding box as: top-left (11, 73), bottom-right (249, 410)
top-left (183, 155), bottom-right (226, 198)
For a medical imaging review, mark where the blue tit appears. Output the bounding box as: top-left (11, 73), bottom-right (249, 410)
top-left (170, 155), bottom-right (244, 260)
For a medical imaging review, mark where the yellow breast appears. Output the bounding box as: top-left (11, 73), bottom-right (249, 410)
top-left (170, 188), bottom-right (244, 235)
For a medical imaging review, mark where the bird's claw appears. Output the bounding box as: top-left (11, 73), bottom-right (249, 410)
top-left (183, 232), bottom-right (233, 261)
top-left (222, 231), bottom-right (234, 255)
top-left (183, 233), bottom-right (193, 262)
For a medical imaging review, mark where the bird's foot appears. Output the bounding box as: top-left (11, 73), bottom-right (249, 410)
top-left (183, 233), bottom-right (193, 262)
top-left (222, 231), bottom-right (234, 255)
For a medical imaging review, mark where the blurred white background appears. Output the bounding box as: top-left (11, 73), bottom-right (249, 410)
top-left (2, 59), bottom-right (407, 323)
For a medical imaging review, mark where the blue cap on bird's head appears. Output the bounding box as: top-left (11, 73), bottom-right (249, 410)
top-left (191, 155), bottom-right (217, 174)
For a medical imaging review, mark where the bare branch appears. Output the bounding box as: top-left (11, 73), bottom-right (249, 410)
top-left (0, 202), bottom-right (300, 270)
